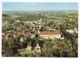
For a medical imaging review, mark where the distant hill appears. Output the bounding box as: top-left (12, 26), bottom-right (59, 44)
top-left (2, 14), bottom-right (8, 17)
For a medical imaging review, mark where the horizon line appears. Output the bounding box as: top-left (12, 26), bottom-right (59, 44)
top-left (2, 10), bottom-right (78, 12)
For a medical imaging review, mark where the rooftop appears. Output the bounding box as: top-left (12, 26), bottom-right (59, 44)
top-left (40, 31), bottom-right (61, 35)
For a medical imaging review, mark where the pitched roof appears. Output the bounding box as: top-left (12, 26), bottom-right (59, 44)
top-left (27, 45), bottom-right (32, 49)
top-left (40, 31), bottom-right (61, 35)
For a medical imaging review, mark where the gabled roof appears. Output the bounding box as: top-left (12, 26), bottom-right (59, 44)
top-left (27, 45), bottom-right (32, 49)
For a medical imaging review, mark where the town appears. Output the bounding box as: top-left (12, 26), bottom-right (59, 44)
top-left (2, 10), bottom-right (78, 57)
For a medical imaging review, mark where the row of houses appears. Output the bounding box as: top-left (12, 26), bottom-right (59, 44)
top-left (3, 18), bottom-right (77, 41)
top-left (3, 18), bottom-right (62, 41)
top-left (3, 31), bottom-right (62, 41)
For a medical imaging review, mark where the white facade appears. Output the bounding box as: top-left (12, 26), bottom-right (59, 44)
top-left (40, 34), bottom-right (61, 40)
top-left (20, 37), bottom-right (24, 42)
top-left (66, 29), bottom-right (78, 33)
top-left (66, 29), bottom-right (74, 33)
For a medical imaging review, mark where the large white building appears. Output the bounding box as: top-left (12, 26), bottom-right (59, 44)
top-left (40, 31), bottom-right (61, 40)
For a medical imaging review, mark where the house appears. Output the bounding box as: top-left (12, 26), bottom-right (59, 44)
top-left (40, 31), bottom-right (61, 40)
top-left (26, 45), bottom-right (32, 51)
top-left (13, 34), bottom-right (17, 38)
top-left (46, 26), bottom-right (55, 31)
top-left (3, 35), bottom-right (8, 40)
top-left (61, 37), bottom-right (64, 39)
top-left (31, 34), bottom-right (35, 38)
top-left (20, 37), bottom-right (24, 42)
top-left (16, 32), bottom-right (21, 37)
top-left (66, 28), bottom-right (78, 33)
top-left (66, 29), bottom-right (74, 33)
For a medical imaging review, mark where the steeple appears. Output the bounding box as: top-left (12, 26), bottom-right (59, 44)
top-left (36, 43), bottom-right (40, 48)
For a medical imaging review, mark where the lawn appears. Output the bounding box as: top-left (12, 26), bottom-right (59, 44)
top-left (19, 50), bottom-right (36, 55)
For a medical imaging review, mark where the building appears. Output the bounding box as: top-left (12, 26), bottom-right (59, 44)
top-left (46, 26), bottom-right (55, 31)
top-left (35, 43), bottom-right (41, 53)
top-left (20, 37), bottom-right (24, 42)
top-left (66, 29), bottom-right (74, 33)
top-left (66, 28), bottom-right (78, 33)
top-left (31, 34), bottom-right (35, 38)
top-left (3, 35), bottom-right (9, 40)
top-left (26, 45), bottom-right (32, 51)
top-left (40, 31), bottom-right (61, 40)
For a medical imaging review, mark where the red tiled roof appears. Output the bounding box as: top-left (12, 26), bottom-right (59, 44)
top-left (40, 31), bottom-right (61, 35)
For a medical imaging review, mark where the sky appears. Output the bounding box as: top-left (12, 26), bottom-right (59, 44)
top-left (2, 2), bottom-right (78, 11)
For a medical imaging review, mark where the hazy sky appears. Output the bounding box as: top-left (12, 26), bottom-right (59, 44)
top-left (2, 2), bottom-right (78, 11)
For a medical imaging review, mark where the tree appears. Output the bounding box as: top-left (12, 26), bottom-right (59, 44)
top-left (2, 37), bottom-right (19, 56)
top-left (2, 40), bottom-right (9, 56)
top-left (31, 38), bottom-right (36, 48)
top-left (52, 39), bottom-right (78, 57)
top-left (42, 40), bottom-right (54, 57)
